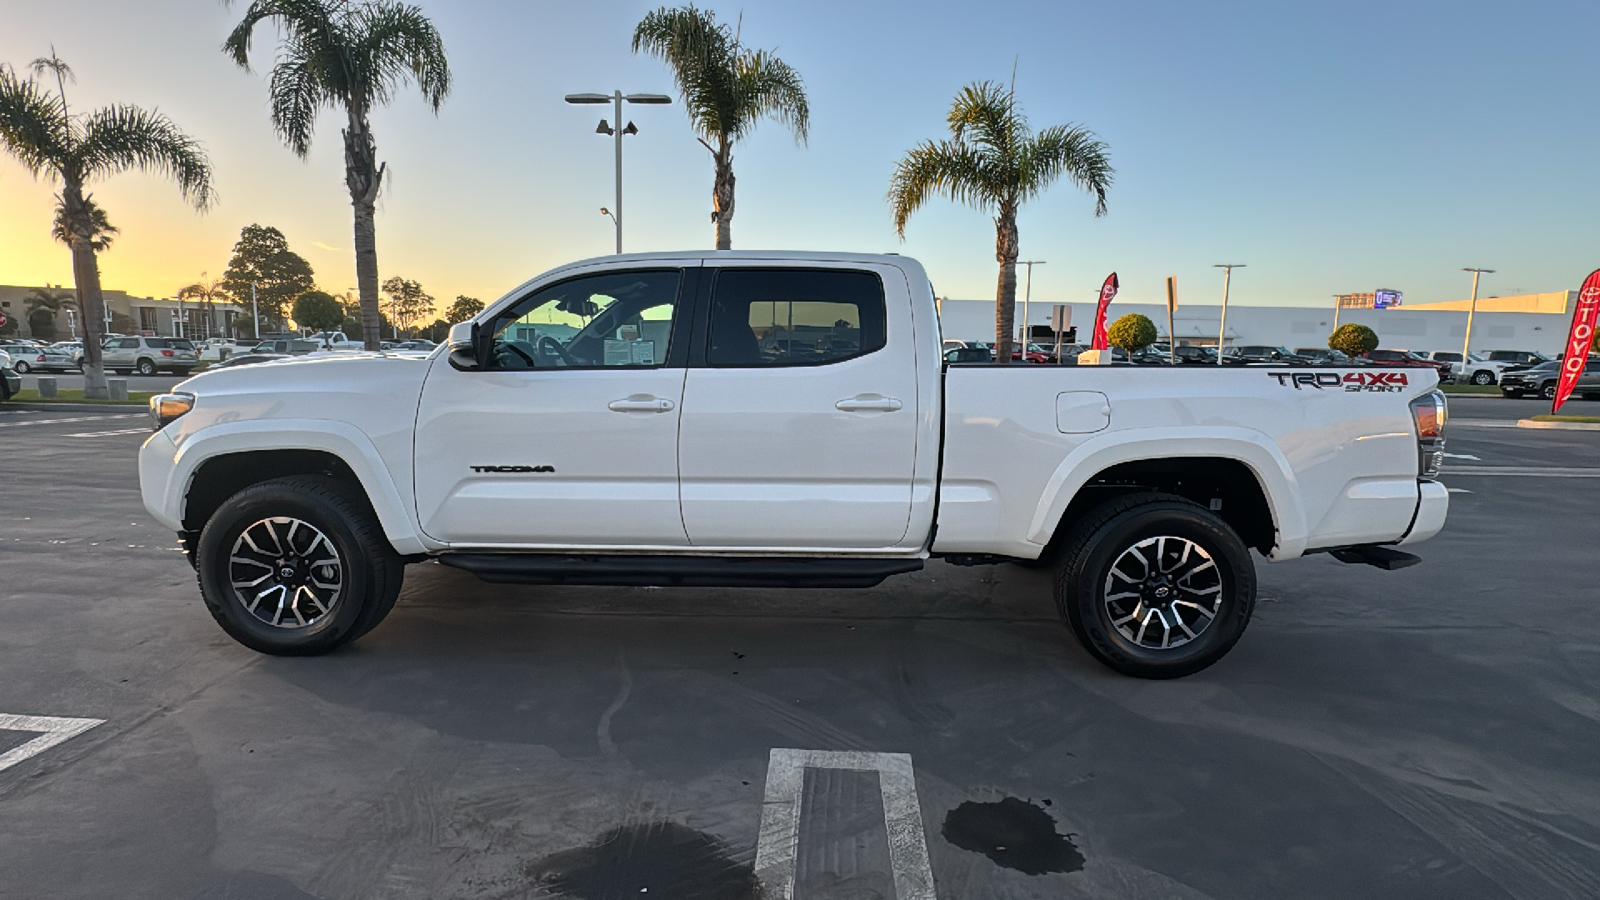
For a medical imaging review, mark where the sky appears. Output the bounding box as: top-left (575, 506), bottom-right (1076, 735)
top-left (2, 0), bottom-right (1596, 317)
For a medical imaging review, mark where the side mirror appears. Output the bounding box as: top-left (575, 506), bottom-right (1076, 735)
top-left (447, 320), bottom-right (490, 371)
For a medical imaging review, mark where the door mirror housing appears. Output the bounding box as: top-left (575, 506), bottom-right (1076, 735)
top-left (447, 320), bottom-right (491, 370)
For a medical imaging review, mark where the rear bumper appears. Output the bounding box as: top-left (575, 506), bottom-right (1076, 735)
top-left (1399, 480), bottom-right (1449, 545)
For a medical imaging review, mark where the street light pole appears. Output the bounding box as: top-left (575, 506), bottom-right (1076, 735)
top-left (1461, 267), bottom-right (1494, 362)
top-left (1018, 260), bottom-right (1045, 346)
top-left (1214, 263), bottom-right (1246, 364)
top-left (565, 90), bottom-right (671, 254)
top-left (251, 282), bottom-right (259, 340)
top-left (1332, 294), bottom-right (1343, 332)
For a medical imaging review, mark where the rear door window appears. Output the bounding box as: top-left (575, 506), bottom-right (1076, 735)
top-left (706, 268), bottom-right (886, 367)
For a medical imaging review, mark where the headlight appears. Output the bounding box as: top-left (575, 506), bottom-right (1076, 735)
top-left (150, 392), bottom-right (195, 430)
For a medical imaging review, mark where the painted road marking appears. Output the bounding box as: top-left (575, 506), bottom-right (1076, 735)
top-left (0, 714), bottom-right (104, 773)
top-left (1442, 452), bottom-right (1481, 460)
top-left (63, 427), bottom-right (150, 438)
top-left (1447, 487), bottom-right (1473, 494)
top-left (1446, 466), bottom-right (1600, 478)
top-left (0, 413), bottom-right (143, 429)
top-left (755, 748), bottom-right (934, 900)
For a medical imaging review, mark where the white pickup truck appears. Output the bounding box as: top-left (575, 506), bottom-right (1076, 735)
top-left (139, 252), bottom-right (1449, 678)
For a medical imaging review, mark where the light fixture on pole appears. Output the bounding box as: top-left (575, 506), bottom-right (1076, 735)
top-left (1018, 260), bottom-right (1045, 346)
top-left (565, 90), bottom-right (672, 255)
top-left (1214, 263), bottom-right (1246, 364)
top-left (1461, 267), bottom-right (1494, 362)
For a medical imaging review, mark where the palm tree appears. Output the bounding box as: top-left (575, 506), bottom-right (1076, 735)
top-left (51, 194), bottom-right (118, 251)
top-left (633, 6), bottom-right (809, 250)
top-left (178, 273), bottom-right (230, 339)
top-left (890, 81), bottom-right (1112, 363)
top-left (224, 0), bottom-right (451, 351)
top-left (25, 287), bottom-right (75, 341)
top-left (0, 52), bottom-right (213, 396)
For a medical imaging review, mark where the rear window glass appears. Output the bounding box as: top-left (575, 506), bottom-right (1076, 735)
top-left (169, 340), bottom-right (195, 350)
top-left (706, 269), bottom-right (887, 367)
top-left (145, 338), bottom-right (172, 349)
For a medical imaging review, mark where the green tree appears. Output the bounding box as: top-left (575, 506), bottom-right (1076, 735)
top-left (444, 294), bottom-right (482, 324)
top-left (381, 276), bottom-right (433, 337)
top-left (24, 287), bottom-right (74, 340)
top-left (633, 5), bottom-right (809, 250)
top-left (225, 0), bottom-right (451, 350)
top-left (890, 81), bottom-right (1112, 363)
top-left (0, 53), bottom-right (213, 397)
top-left (219, 224), bottom-right (316, 330)
top-left (1107, 313), bottom-right (1157, 354)
top-left (292, 289), bottom-right (346, 332)
top-left (1330, 323), bottom-right (1379, 357)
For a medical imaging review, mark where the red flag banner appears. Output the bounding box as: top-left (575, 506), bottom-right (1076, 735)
top-left (1553, 269), bottom-right (1600, 413)
top-left (1091, 272), bottom-right (1119, 350)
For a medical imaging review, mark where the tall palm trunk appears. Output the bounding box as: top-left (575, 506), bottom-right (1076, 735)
top-left (993, 208), bottom-right (1020, 364)
top-left (62, 182), bottom-right (110, 397)
top-left (344, 107), bottom-right (385, 350)
top-left (712, 138), bottom-right (735, 250)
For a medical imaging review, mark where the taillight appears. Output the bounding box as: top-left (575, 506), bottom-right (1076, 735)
top-left (160, 349), bottom-right (174, 357)
top-left (1409, 390), bottom-right (1447, 479)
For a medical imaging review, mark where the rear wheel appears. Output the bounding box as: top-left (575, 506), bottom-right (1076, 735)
top-left (1053, 493), bottom-right (1256, 678)
top-left (196, 475), bottom-right (404, 655)
top-left (1471, 370), bottom-right (1495, 385)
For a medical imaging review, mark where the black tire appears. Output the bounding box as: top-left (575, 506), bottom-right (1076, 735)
top-left (1541, 382), bottom-right (1557, 400)
top-left (113, 368), bottom-right (132, 376)
top-left (1471, 370), bottom-right (1495, 385)
top-left (1502, 390), bottom-right (1524, 399)
top-left (1053, 492), bottom-right (1256, 679)
top-left (136, 358), bottom-right (157, 376)
top-left (1582, 393), bottom-right (1600, 402)
top-left (196, 475), bottom-right (404, 655)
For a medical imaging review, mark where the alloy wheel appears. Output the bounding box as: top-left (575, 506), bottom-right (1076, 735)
top-left (228, 517), bottom-right (344, 629)
top-left (1102, 535), bottom-right (1223, 650)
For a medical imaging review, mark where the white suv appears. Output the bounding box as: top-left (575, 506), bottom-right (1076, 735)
top-left (1427, 351), bottom-right (1512, 386)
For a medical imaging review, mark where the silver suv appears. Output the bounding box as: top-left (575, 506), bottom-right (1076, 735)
top-left (102, 336), bottom-right (202, 376)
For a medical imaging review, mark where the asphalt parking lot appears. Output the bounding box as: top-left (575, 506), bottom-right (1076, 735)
top-left (1, 395), bottom-right (1597, 900)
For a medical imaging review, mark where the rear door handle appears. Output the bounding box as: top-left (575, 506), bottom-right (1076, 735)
top-left (608, 396), bottom-right (675, 413)
top-left (835, 394), bottom-right (903, 413)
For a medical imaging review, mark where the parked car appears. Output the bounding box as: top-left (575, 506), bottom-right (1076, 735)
top-left (1011, 342), bottom-right (1053, 364)
top-left (49, 341), bottom-right (85, 365)
top-left (0, 348), bottom-right (13, 376)
top-left (249, 339), bottom-right (323, 356)
top-left (0, 360), bottom-right (19, 401)
top-left (1365, 349), bottom-right (1453, 382)
top-left (12, 344), bottom-right (80, 373)
top-left (1486, 350), bottom-right (1553, 367)
top-left (1294, 347), bottom-right (1353, 364)
top-left (392, 339), bottom-right (439, 352)
top-left (141, 250), bottom-right (1450, 679)
top-left (1227, 345), bottom-right (1314, 366)
top-left (102, 336), bottom-right (202, 375)
top-left (944, 345), bottom-right (992, 363)
top-left (1427, 351), bottom-right (1511, 385)
top-left (1500, 359), bottom-right (1600, 400)
top-left (306, 331), bottom-right (366, 351)
top-left (210, 352), bottom-right (293, 370)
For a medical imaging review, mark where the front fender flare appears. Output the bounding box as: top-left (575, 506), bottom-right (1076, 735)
top-left (1027, 427), bottom-right (1309, 561)
top-left (160, 418), bottom-right (431, 556)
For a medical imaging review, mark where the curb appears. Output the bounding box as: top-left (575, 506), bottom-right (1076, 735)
top-left (2, 402), bottom-right (147, 412)
top-left (1517, 418), bottom-right (1600, 432)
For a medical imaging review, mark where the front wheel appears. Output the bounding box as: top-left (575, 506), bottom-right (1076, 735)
top-left (1542, 382), bottom-right (1558, 400)
top-left (13, 361), bottom-right (30, 374)
top-left (1054, 493), bottom-right (1256, 678)
top-left (196, 475), bottom-right (404, 655)
top-left (1471, 370), bottom-right (1495, 385)
top-left (135, 358), bottom-right (157, 376)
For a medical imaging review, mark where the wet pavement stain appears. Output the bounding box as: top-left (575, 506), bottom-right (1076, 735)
top-left (941, 797), bottom-right (1085, 876)
top-left (528, 820), bottom-right (762, 900)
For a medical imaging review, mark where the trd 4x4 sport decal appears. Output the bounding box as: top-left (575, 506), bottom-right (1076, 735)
top-left (1270, 371), bottom-right (1409, 392)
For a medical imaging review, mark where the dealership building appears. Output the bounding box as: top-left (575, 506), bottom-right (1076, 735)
top-left (936, 290), bottom-right (1578, 356)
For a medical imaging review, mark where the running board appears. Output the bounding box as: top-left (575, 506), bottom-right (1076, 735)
top-left (438, 554), bottom-right (924, 588)
top-left (1328, 545), bottom-right (1421, 570)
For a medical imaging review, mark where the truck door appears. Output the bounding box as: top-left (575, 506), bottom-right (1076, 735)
top-left (677, 264), bottom-right (920, 550)
top-left (413, 265), bottom-right (696, 547)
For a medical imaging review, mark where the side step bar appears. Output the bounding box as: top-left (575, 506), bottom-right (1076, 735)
top-left (438, 554), bottom-right (924, 588)
top-left (1329, 545), bottom-right (1421, 571)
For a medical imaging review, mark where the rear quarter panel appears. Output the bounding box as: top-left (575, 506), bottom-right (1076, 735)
top-left (935, 366), bottom-right (1434, 560)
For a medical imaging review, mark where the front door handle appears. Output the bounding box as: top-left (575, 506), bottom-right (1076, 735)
top-left (835, 394), bottom-right (903, 413)
top-left (608, 395), bottom-right (675, 413)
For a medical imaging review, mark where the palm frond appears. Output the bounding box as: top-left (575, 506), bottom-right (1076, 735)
top-left (52, 193), bottom-right (119, 251)
top-left (888, 139), bottom-right (995, 236)
top-left (948, 80), bottom-right (1024, 157)
top-left (731, 50), bottom-right (808, 144)
top-left (268, 52), bottom-right (326, 157)
top-left (77, 105), bottom-right (215, 210)
top-left (633, 6), bottom-right (737, 140)
top-left (0, 63), bottom-right (70, 179)
top-left (355, 1), bottom-right (452, 111)
top-left (1019, 123), bottom-right (1113, 215)
top-left (222, 0), bottom-right (341, 71)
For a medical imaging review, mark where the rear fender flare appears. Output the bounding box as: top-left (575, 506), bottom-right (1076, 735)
top-left (1029, 427), bottom-right (1309, 561)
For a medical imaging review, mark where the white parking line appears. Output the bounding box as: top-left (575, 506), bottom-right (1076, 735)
top-left (755, 748), bottom-right (934, 900)
top-left (1446, 466), bottom-right (1600, 478)
top-left (63, 427), bottom-right (150, 438)
top-left (0, 413), bottom-right (143, 429)
top-left (1442, 452), bottom-right (1481, 460)
top-left (0, 714), bottom-right (104, 773)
